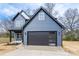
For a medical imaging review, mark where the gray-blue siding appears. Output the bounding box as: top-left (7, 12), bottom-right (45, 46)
top-left (14, 14), bottom-right (26, 29)
top-left (23, 11), bottom-right (63, 46)
top-left (13, 14), bottom-right (26, 41)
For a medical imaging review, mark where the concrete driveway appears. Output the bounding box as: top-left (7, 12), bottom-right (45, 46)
top-left (3, 46), bottom-right (74, 56)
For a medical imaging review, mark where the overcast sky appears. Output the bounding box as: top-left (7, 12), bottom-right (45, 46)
top-left (0, 3), bottom-right (79, 20)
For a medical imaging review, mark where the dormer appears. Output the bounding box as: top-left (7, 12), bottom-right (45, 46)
top-left (12, 10), bottom-right (30, 29)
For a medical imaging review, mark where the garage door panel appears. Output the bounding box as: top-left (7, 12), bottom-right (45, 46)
top-left (28, 39), bottom-right (48, 45)
top-left (27, 31), bottom-right (57, 46)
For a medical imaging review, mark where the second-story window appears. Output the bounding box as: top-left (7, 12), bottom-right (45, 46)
top-left (16, 21), bottom-right (21, 28)
top-left (15, 19), bottom-right (25, 28)
top-left (39, 12), bottom-right (45, 20)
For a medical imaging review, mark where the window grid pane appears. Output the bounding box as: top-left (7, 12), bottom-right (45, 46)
top-left (39, 12), bottom-right (45, 20)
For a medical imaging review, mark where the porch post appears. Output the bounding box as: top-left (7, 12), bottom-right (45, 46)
top-left (10, 31), bottom-right (12, 42)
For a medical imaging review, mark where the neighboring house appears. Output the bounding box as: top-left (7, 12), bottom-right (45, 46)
top-left (8, 7), bottom-right (64, 46)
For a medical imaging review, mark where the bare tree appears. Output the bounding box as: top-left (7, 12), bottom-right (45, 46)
top-left (58, 8), bottom-right (79, 40)
top-left (1, 19), bottom-right (12, 31)
top-left (32, 9), bottom-right (37, 15)
top-left (59, 8), bottom-right (79, 32)
top-left (25, 8), bottom-right (31, 15)
top-left (44, 3), bottom-right (58, 16)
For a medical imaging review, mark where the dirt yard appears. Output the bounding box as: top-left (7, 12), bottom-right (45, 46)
top-left (0, 43), bottom-right (18, 55)
top-left (0, 38), bottom-right (21, 55)
top-left (63, 41), bottom-right (79, 55)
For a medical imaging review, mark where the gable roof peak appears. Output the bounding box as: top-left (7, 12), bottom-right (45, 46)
top-left (37, 7), bottom-right (56, 19)
top-left (12, 10), bottom-right (30, 21)
top-left (39, 6), bottom-right (44, 9)
top-left (37, 6), bottom-right (47, 11)
top-left (23, 7), bottom-right (65, 30)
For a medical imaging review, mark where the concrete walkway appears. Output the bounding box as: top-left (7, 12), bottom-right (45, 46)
top-left (3, 46), bottom-right (74, 56)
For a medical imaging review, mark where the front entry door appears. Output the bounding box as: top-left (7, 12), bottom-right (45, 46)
top-left (17, 33), bottom-right (22, 41)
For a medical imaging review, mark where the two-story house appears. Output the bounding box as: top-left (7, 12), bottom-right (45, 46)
top-left (8, 7), bottom-right (64, 46)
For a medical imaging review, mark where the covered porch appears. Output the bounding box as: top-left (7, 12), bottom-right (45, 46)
top-left (8, 29), bottom-right (23, 44)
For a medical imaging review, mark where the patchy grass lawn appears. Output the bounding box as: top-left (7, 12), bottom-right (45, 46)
top-left (0, 38), bottom-right (15, 43)
top-left (63, 41), bottom-right (79, 55)
top-left (0, 38), bottom-right (9, 43)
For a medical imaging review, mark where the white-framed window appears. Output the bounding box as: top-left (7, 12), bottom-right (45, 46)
top-left (39, 12), bottom-right (45, 20)
top-left (15, 21), bottom-right (21, 28)
top-left (15, 20), bottom-right (25, 28)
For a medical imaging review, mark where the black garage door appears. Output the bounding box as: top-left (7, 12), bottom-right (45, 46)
top-left (27, 31), bottom-right (57, 46)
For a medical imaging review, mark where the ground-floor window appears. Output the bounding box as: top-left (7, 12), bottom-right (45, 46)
top-left (17, 33), bottom-right (22, 41)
